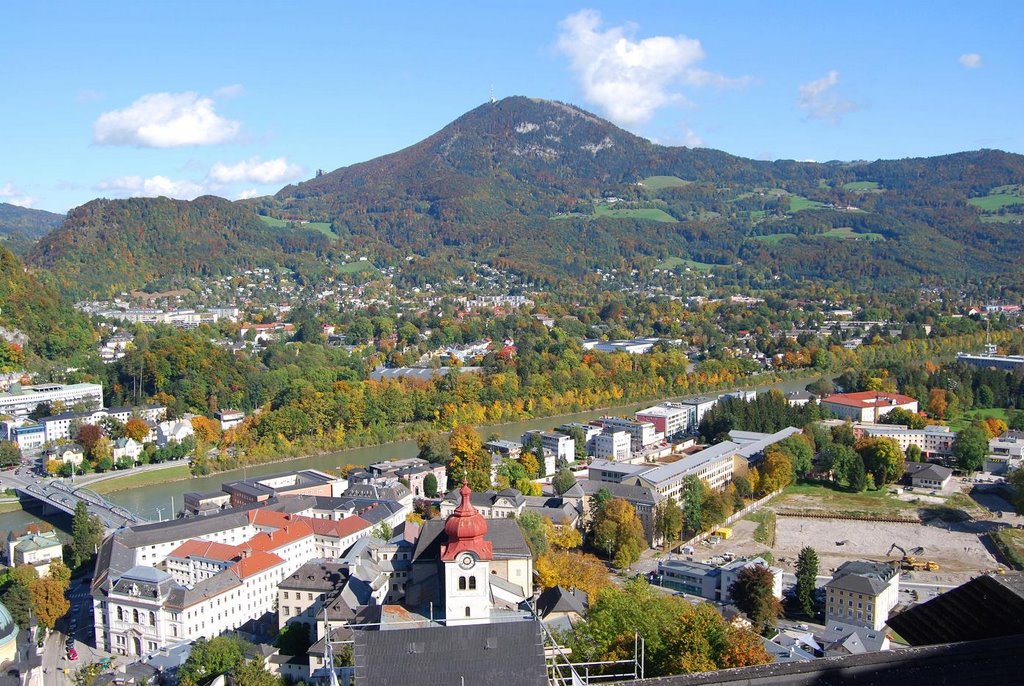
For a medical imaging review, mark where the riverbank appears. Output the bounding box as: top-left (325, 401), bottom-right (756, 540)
top-left (85, 369), bottom-right (818, 497)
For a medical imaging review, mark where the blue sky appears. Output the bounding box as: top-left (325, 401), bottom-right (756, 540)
top-left (2, 1), bottom-right (1020, 212)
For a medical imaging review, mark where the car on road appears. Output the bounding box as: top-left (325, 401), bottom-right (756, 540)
top-left (67, 648), bottom-right (78, 661)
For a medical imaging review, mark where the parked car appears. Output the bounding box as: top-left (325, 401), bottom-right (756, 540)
top-left (67, 648), bottom-right (78, 661)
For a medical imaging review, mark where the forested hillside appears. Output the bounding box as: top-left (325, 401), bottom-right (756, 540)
top-left (29, 196), bottom-right (331, 298)
top-left (0, 202), bottom-right (64, 255)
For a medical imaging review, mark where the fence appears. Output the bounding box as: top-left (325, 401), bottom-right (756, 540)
top-left (672, 488), bottom-right (784, 552)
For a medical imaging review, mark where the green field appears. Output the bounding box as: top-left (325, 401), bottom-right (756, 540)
top-left (788, 196), bottom-right (829, 212)
top-left (259, 215), bottom-right (336, 237)
top-left (778, 480), bottom-right (920, 518)
top-left (992, 529), bottom-right (1024, 570)
top-left (594, 203), bottom-right (677, 222)
top-left (335, 261), bottom-right (377, 275)
top-left (843, 181), bottom-right (882, 192)
top-left (89, 464), bottom-right (192, 494)
top-left (656, 256), bottom-right (717, 271)
top-left (948, 407), bottom-right (1011, 431)
top-left (968, 185), bottom-right (1024, 212)
top-left (640, 175), bottom-right (690, 191)
top-left (820, 227), bottom-right (884, 241)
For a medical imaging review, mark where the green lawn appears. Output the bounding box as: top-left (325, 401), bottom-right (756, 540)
top-left (788, 196), bottom-right (829, 212)
top-left (259, 215), bottom-right (336, 237)
top-left (948, 407), bottom-right (1010, 431)
top-left (993, 529), bottom-right (1024, 570)
top-left (843, 181), bottom-right (882, 191)
top-left (749, 233), bottom-right (797, 244)
top-left (594, 203), bottom-right (678, 222)
top-left (655, 256), bottom-right (719, 271)
top-left (89, 464), bottom-right (192, 494)
top-left (819, 227), bottom-right (884, 241)
top-left (778, 479), bottom-right (919, 518)
top-left (744, 509), bottom-right (777, 547)
top-left (968, 186), bottom-right (1024, 212)
top-left (335, 261), bottom-right (377, 275)
top-left (640, 175), bottom-right (690, 191)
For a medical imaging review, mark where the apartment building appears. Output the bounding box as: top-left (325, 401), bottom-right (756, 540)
top-left (0, 382), bottom-right (104, 419)
top-left (825, 561), bottom-right (900, 631)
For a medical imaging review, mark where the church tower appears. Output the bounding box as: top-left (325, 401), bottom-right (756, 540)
top-left (441, 482), bottom-right (494, 625)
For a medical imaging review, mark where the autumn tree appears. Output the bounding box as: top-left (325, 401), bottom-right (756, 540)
top-left (124, 416), bottom-right (151, 442)
top-left (75, 423), bottom-right (103, 456)
top-left (191, 415), bottom-right (222, 444)
top-left (179, 636), bottom-right (252, 686)
top-left (729, 564), bottom-right (781, 630)
top-left (536, 549), bottom-right (610, 598)
top-left (231, 657), bottom-right (282, 686)
top-left (516, 511), bottom-right (549, 558)
top-left (593, 498), bottom-right (647, 568)
top-left (30, 576), bottom-right (70, 629)
top-left (543, 517), bottom-right (583, 550)
top-left (928, 387), bottom-right (949, 418)
top-left (795, 546), bottom-right (819, 618)
top-left (0, 440), bottom-right (21, 468)
top-left (758, 449), bottom-right (794, 493)
top-left (48, 559), bottom-right (72, 590)
top-left (446, 424), bottom-right (486, 487)
top-left (655, 499), bottom-right (683, 546)
top-left (856, 437), bottom-right (905, 485)
top-left (519, 450), bottom-right (541, 479)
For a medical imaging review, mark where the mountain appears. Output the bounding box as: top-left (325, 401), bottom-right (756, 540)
top-left (27, 97), bottom-right (1024, 298)
top-left (29, 195), bottom-right (331, 299)
top-left (0, 245), bottom-right (94, 365)
top-left (0, 202), bottom-right (65, 255)
top-left (264, 96), bottom-right (1024, 289)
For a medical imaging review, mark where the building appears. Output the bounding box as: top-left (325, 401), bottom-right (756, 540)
top-left (593, 430), bottom-right (631, 461)
top-left (521, 430), bottom-right (575, 471)
top-left (825, 560), bottom-right (900, 631)
top-left (657, 556), bottom-right (783, 604)
top-left (38, 405), bottom-right (165, 444)
top-left (90, 498), bottom-right (374, 656)
top-left (0, 600), bottom-right (16, 668)
top-left (681, 396), bottom-right (719, 428)
top-left (784, 390), bottom-right (816, 407)
top-left (112, 438), bottom-right (144, 464)
top-left (0, 382), bottom-right (104, 419)
top-left (986, 431), bottom-right (1024, 474)
top-left (956, 350), bottom-right (1024, 373)
top-left (222, 470), bottom-right (345, 508)
top-left (593, 417), bottom-right (662, 454)
top-left (587, 459), bottom-right (651, 484)
top-left (858, 424), bottom-right (955, 458)
top-left (903, 462), bottom-right (953, 490)
top-left (406, 484), bottom-right (533, 623)
top-left (0, 419), bottom-right (45, 451)
top-left (558, 422), bottom-right (603, 453)
top-left (636, 403), bottom-right (691, 439)
top-left (215, 409), bottom-right (245, 431)
top-left (822, 392), bottom-right (919, 424)
top-left (7, 530), bottom-right (63, 576)
top-left (819, 621), bottom-right (891, 657)
top-left (484, 439), bottom-right (522, 460)
top-left (623, 441), bottom-right (743, 500)
top-left (438, 488), bottom-right (525, 519)
top-left (277, 561), bottom-right (346, 630)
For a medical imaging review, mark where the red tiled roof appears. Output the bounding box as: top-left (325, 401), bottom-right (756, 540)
top-left (230, 550), bottom-right (284, 578)
top-left (309, 516), bottom-right (372, 538)
top-left (167, 539), bottom-right (242, 561)
top-left (823, 391), bottom-right (917, 408)
top-left (243, 520), bottom-right (314, 552)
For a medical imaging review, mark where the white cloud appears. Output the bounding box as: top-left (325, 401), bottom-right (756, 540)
top-left (682, 124), bottom-right (704, 148)
top-left (959, 53), bottom-right (983, 69)
top-left (0, 182), bottom-right (35, 208)
top-left (797, 70), bottom-right (859, 123)
top-left (214, 84), bottom-right (245, 99)
top-left (93, 92), bottom-right (241, 147)
top-left (236, 188), bottom-right (260, 200)
top-left (96, 175), bottom-right (207, 200)
top-left (209, 156), bottom-right (303, 185)
top-left (556, 9), bottom-right (748, 125)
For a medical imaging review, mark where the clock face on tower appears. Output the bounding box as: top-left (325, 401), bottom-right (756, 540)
top-left (457, 553), bottom-right (476, 570)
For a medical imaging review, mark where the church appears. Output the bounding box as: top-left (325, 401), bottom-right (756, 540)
top-left (405, 482), bottom-right (534, 624)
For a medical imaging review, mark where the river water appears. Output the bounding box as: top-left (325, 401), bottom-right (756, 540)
top-left (0, 375), bottom-right (820, 534)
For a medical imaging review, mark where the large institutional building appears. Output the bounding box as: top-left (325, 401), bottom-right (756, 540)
top-left (821, 392), bottom-right (919, 424)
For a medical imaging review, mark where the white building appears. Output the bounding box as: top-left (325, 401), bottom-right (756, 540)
top-left (681, 396), bottom-right (718, 428)
top-left (520, 430), bottom-right (574, 472)
top-left (593, 430), bottom-right (631, 462)
top-left (7, 530), bottom-right (63, 576)
top-left (635, 403), bottom-right (691, 439)
top-left (39, 405), bottom-right (165, 444)
top-left (859, 424), bottom-right (955, 458)
top-left (822, 392), bottom-right (919, 424)
top-left (595, 417), bottom-right (663, 453)
top-left (0, 382), bottom-right (103, 419)
top-left (825, 561), bottom-right (900, 631)
top-left (216, 409), bottom-right (245, 431)
top-left (623, 441), bottom-right (741, 500)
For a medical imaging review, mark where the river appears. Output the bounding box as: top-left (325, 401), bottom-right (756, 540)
top-left (0, 374), bottom-right (820, 534)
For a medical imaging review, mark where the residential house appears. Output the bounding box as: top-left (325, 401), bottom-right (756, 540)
top-left (824, 560), bottom-right (900, 631)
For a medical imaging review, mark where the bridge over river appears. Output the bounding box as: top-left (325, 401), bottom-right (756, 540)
top-left (11, 475), bottom-right (150, 531)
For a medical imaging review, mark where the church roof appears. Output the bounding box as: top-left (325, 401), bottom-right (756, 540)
top-left (441, 483), bottom-right (494, 561)
top-left (412, 518), bottom-right (531, 564)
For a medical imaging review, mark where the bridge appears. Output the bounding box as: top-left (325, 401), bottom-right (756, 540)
top-left (12, 476), bottom-right (150, 531)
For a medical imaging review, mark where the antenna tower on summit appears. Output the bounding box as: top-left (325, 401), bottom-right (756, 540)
top-left (489, 85), bottom-right (496, 104)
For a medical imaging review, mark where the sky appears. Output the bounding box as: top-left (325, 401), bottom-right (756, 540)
top-left (2, 1), bottom-right (1021, 213)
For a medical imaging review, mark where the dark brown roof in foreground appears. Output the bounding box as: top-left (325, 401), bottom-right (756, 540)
top-left (612, 633), bottom-right (1024, 686)
top-left (886, 572), bottom-right (1024, 646)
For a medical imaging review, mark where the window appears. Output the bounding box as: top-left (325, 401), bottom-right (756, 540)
top-left (117, 607), bottom-right (124, 621)
top-left (465, 607), bottom-right (471, 617)
top-left (283, 592), bottom-right (289, 599)
top-left (149, 611), bottom-right (156, 625)
top-left (458, 576), bottom-right (467, 590)
top-left (133, 609), bottom-right (140, 623)
top-left (468, 577), bottom-right (477, 590)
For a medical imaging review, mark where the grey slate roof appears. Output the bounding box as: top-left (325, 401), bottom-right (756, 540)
top-left (353, 620), bottom-right (547, 686)
top-left (536, 586), bottom-right (588, 618)
top-left (577, 478), bottom-right (662, 506)
top-left (280, 561), bottom-right (347, 592)
top-left (825, 560), bottom-right (898, 595)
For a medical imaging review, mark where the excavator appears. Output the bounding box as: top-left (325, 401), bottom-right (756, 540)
top-left (887, 543), bottom-right (941, 572)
